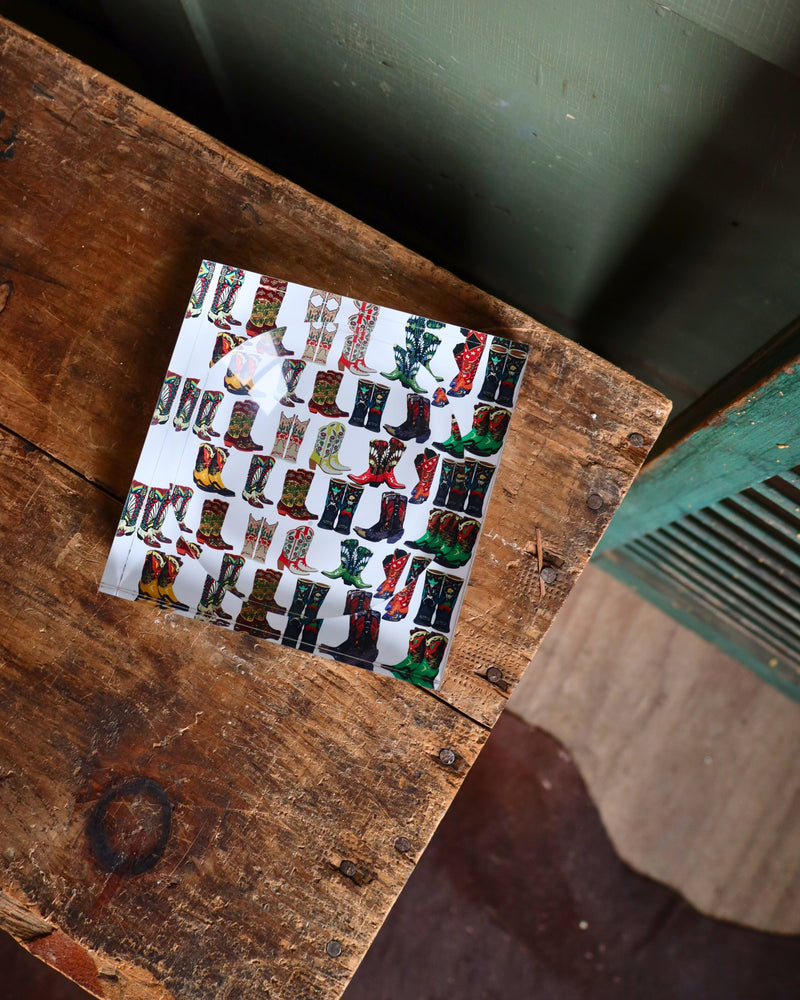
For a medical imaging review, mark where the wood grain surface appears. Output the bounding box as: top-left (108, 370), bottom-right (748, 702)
top-left (0, 17), bottom-right (669, 1000)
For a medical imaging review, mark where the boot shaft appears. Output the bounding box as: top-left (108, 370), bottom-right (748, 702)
top-left (247, 274), bottom-right (287, 332)
top-left (477, 338), bottom-right (510, 402)
top-left (284, 416), bottom-right (309, 463)
top-left (375, 549), bottom-right (410, 599)
top-left (173, 377), bottom-right (201, 431)
top-left (318, 478), bottom-right (348, 530)
top-left (365, 384), bottom-right (390, 431)
top-left (464, 460), bottom-right (496, 518)
top-left (335, 483), bottom-right (364, 534)
top-left (151, 371), bottom-right (181, 425)
top-left (497, 346), bottom-right (529, 406)
top-left (253, 519), bottom-right (277, 562)
top-left (431, 574), bottom-right (464, 632)
top-left (413, 569), bottom-right (445, 627)
top-left (348, 378), bottom-right (374, 427)
top-left (410, 448), bottom-right (439, 504)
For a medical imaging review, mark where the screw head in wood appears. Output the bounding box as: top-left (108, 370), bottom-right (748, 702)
top-left (628, 432), bottom-right (645, 447)
top-left (438, 747), bottom-right (456, 766)
top-left (326, 940), bottom-right (343, 958)
top-left (394, 836), bottom-right (411, 854)
top-left (339, 860), bottom-right (357, 878)
top-left (541, 566), bottom-right (557, 585)
top-left (587, 493), bottom-right (604, 511)
top-left (486, 667), bottom-right (502, 684)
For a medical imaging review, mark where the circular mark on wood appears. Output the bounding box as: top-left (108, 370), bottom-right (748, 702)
top-left (586, 493), bottom-right (604, 511)
top-left (628, 432), bottom-right (645, 447)
top-left (87, 777), bottom-right (172, 876)
top-left (438, 747), bottom-right (456, 767)
top-left (541, 566), bottom-right (558, 585)
top-left (326, 940), bottom-right (343, 958)
top-left (486, 667), bottom-right (503, 685)
top-left (394, 836), bottom-right (411, 854)
top-left (339, 860), bottom-right (357, 878)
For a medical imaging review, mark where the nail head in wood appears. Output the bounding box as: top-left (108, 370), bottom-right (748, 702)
top-left (541, 566), bottom-right (557, 585)
top-left (438, 748), bottom-right (456, 767)
top-left (394, 836), bottom-right (411, 854)
top-left (486, 667), bottom-right (503, 684)
top-left (628, 432), bottom-right (645, 447)
top-left (325, 940), bottom-right (343, 958)
top-left (587, 493), bottom-right (604, 511)
top-left (339, 860), bottom-right (357, 878)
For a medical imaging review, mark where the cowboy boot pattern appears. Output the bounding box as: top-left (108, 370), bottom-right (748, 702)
top-left (170, 485), bottom-right (193, 532)
top-left (246, 274), bottom-right (292, 355)
top-left (173, 377), bottom-right (201, 431)
top-left (116, 480), bottom-right (147, 536)
top-left (280, 359), bottom-right (306, 406)
top-left (151, 371), bottom-right (181, 425)
top-left (207, 264), bottom-right (244, 330)
top-left (339, 300), bottom-right (379, 374)
top-left (448, 330), bottom-right (487, 397)
top-left (107, 263), bottom-right (530, 691)
top-left (382, 555), bottom-right (431, 621)
top-left (193, 390), bottom-right (224, 440)
top-left (186, 260), bottom-right (215, 318)
top-left (374, 548), bottom-right (410, 600)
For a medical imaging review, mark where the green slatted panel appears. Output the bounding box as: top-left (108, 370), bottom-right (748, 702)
top-left (602, 465), bottom-right (800, 700)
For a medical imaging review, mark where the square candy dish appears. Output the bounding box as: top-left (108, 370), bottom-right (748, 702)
top-left (100, 261), bottom-right (529, 689)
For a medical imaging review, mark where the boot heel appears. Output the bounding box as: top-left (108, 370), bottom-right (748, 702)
top-left (415, 430), bottom-right (431, 444)
top-left (386, 531), bottom-right (403, 544)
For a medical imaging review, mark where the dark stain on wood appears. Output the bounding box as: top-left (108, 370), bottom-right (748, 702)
top-left (87, 777), bottom-right (172, 877)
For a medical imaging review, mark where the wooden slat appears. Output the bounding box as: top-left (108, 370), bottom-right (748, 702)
top-left (692, 508), bottom-right (800, 587)
top-left (0, 17), bottom-right (669, 1000)
top-left (728, 494), bottom-right (800, 549)
top-left (664, 520), bottom-right (800, 610)
top-left (749, 482), bottom-right (800, 524)
top-left (601, 550), bottom-right (800, 700)
top-left (633, 535), bottom-right (800, 654)
top-left (626, 541), bottom-right (800, 665)
top-left (657, 526), bottom-right (800, 630)
top-left (706, 504), bottom-right (800, 575)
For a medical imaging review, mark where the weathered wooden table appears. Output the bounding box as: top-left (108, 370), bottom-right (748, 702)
top-left (0, 18), bottom-right (669, 1000)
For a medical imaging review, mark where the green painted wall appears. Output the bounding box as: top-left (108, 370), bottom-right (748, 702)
top-left (5, 0), bottom-right (800, 415)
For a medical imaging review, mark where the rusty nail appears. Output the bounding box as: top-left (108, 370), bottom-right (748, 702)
top-left (628, 432), bottom-right (645, 447)
top-left (326, 940), bottom-right (343, 958)
top-left (394, 836), bottom-right (411, 854)
top-left (587, 493), bottom-right (604, 511)
top-left (339, 860), bottom-right (357, 878)
top-left (438, 747), bottom-right (456, 766)
top-left (486, 666), bottom-right (502, 684)
top-left (541, 566), bottom-right (557, 585)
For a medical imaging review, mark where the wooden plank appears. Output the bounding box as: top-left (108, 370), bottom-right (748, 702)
top-left (0, 428), bottom-right (487, 999)
top-left (597, 354), bottom-right (800, 553)
top-left (0, 18), bottom-right (669, 1000)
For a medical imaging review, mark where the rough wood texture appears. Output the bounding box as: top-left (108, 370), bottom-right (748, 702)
top-left (509, 564), bottom-right (800, 934)
top-left (0, 18), bottom-right (669, 1000)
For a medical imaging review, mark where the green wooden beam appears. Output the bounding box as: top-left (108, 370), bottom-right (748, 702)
top-left (597, 356), bottom-right (800, 553)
